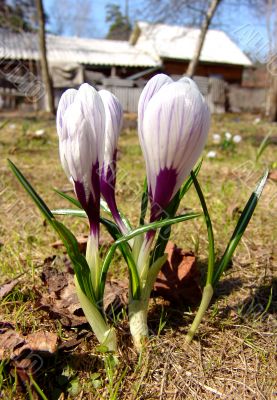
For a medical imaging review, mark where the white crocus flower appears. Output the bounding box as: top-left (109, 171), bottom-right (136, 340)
top-left (56, 84), bottom-right (119, 352)
top-left (98, 90), bottom-right (127, 233)
top-left (57, 83), bottom-right (106, 283)
top-left (233, 134), bottom-right (242, 143)
top-left (138, 74), bottom-right (210, 222)
top-left (207, 150), bottom-right (217, 158)
top-left (130, 74), bottom-right (210, 351)
top-left (57, 84), bottom-right (105, 229)
top-left (225, 131), bottom-right (232, 140)
top-left (212, 133), bottom-right (221, 144)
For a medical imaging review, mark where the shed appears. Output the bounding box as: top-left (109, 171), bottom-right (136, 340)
top-left (130, 22), bottom-right (252, 84)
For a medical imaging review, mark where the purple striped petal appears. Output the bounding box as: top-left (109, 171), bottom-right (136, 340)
top-left (99, 90), bottom-right (122, 184)
top-left (149, 167), bottom-right (178, 221)
top-left (98, 90), bottom-right (126, 232)
top-left (56, 88), bottom-right (77, 139)
top-left (138, 74), bottom-right (173, 127)
top-left (138, 76), bottom-right (210, 219)
top-left (57, 84), bottom-right (106, 238)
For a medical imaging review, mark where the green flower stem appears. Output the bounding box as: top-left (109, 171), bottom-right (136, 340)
top-left (184, 173), bottom-right (215, 344)
top-left (129, 254), bottom-right (167, 352)
top-left (74, 276), bottom-right (117, 352)
top-left (185, 284), bottom-right (214, 344)
top-left (129, 296), bottom-right (149, 351)
top-left (191, 171), bottom-right (215, 285)
top-left (86, 234), bottom-right (100, 297)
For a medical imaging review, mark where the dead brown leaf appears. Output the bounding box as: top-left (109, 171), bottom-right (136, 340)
top-left (38, 259), bottom-right (128, 326)
top-left (269, 169), bottom-right (277, 182)
top-left (14, 331), bottom-right (58, 356)
top-left (0, 326), bottom-right (58, 397)
top-left (38, 263), bottom-right (87, 327)
top-left (0, 279), bottom-right (19, 300)
top-left (0, 328), bottom-right (25, 359)
top-left (153, 241), bottom-right (201, 305)
top-left (51, 235), bottom-right (88, 253)
top-left (104, 279), bottom-right (128, 317)
top-left (0, 328), bottom-right (58, 361)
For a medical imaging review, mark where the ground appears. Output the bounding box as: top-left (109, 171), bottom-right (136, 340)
top-left (0, 113), bottom-right (276, 399)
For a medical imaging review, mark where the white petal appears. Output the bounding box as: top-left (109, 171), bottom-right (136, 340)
top-left (141, 79), bottom-right (210, 199)
top-left (138, 74), bottom-right (172, 132)
top-left (98, 90), bottom-right (123, 170)
top-left (56, 88), bottom-right (77, 139)
top-left (77, 83), bottom-right (106, 167)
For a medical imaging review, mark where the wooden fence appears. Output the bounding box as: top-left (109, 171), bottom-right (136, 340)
top-left (0, 75), bottom-right (227, 113)
top-left (101, 76), bottom-right (227, 114)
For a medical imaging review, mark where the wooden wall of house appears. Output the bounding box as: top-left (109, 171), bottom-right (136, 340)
top-left (0, 59), bottom-right (42, 110)
top-left (162, 59), bottom-right (244, 84)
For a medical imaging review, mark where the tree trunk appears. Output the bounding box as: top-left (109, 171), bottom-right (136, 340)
top-left (186, 0), bottom-right (221, 78)
top-left (35, 0), bottom-right (54, 114)
top-left (267, 75), bottom-right (277, 122)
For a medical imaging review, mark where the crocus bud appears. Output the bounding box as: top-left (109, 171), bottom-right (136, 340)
top-left (98, 90), bottom-right (126, 233)
top-left (138, 73), bottom-right (173, 128)
top-left (57, 83), bottom-right (105, 238)
top-left (138, 74), bottom-right (210, 221)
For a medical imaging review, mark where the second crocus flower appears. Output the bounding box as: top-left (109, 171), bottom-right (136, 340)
top-left (99, 90), bottom-right (127, 234)
top-left (138, 74), bottom-right (210, 222)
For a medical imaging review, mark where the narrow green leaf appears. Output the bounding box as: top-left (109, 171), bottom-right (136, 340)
top-left (191, 171), bottom-right (215, 285)
top-left (52, 208), bottom-right (87, 217)
top-left (8, 159), bottom-right (54, 223)
top-left (55, 189), bottom-right (132, 230)
top-left (99, 241), bottom-right (140, 301)
top-left (213, 169), bottom-right (268, 284)
top-left (54, 189), bottom-right (82, 209)
top-left (152, 159), bottom-right (203, 263)
top-left (100, 217), bottom-right (122, 240)
top-left (179, 158), bottom-right (203, 200)
top-left (9, 160), bottom-right (96, 303)
top-left (256, 130), bottom-right (272, 162)
top-left (51, 220), bottom-right (96, 303)
top-left (100, 198), bottom-right (132, 230)
top-left (98, 245), bottom-right (117, 300)
top-left (139, 178), bottom-right (148, 226)
top-left (52, 209), bottom-right (122, 242)
top-left (151, 191), bottom-right (181, 263)
top-left (121, 244), bottom-right (141, 299)
top-left (115, 212), bottom-right (200, 245)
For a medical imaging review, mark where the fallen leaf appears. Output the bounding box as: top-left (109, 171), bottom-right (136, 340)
top-left (14, 331), bottom-right (58, 356)
top-left (51, 236), bottom-right (114, 255)
top-left (38, 263), bottom-right (87, 327)
top-left (0, 279), bottom-right (19, 300)
top-left (38, 259), bottom-right (128, 326)
top-left (51, 236), bottom-right (88, 253)
top-left (0, 329), bottom-right (25, 359)
top-left (104, 279), bottom-right (128, 317)
top-left (0, 329), bottom-right (58, 361)
top-left (269, 170), bottom-right (277, 182)
top-left (153, 241), bottom-right (201, 305)
top-left (0, 327), bottom-right (58, 396)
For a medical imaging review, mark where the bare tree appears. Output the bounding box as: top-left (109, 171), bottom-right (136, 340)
top-left (186, 0), bottom-right (222, 77)
top-left (139, 0), bottom-right (223, 77)
top-left (35, 0), bottom-right (54, 113)
top-left (266, 0), bottom-right (277, 121)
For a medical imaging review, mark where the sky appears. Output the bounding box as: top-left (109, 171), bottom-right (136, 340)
top-left (42, 0), bottom-right (273, 57)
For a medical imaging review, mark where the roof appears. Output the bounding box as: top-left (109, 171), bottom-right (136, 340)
top-left (0, 29), bottom-right (158, 68)
top-left (0, 22), bottom-right (252, 69)
top-left (131, 21), bottom-right (252, 67)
